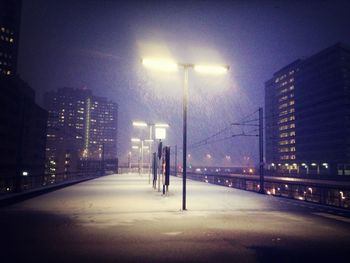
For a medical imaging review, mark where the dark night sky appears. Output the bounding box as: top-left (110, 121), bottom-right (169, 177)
top-left (17, 0), bottom-right (350, 166)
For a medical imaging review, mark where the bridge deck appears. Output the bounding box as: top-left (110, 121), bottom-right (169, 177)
top-left (1, 173), bottom-right (350, 262)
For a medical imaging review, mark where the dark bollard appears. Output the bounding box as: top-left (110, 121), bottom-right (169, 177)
top-left (152, 152), bottom-right (157, 189)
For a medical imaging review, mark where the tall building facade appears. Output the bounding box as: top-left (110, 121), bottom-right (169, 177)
top-left (0, 0), bottom-right (48, 193)
top-left (0, 0), bottom-right (21, 76)
top-left (265, 43), bottom-right (350, 177)
top-left (44, 88), bottom-right (118, 179)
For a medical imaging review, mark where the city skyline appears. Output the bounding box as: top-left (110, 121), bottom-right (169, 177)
top-left (17, 0), bottom-right (350, 165)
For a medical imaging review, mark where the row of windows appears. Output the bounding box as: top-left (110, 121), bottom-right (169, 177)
top-left (280, 154), bottom-right (296, 160)
top-left (279, 108), bottom-right (295, 117)
top-left (278, 100), bottom-right (295, 110)
top-left (280, 85), bottom-right (295, 94)
top-left (279, 123), bottom-right (295, 131)
top-left (274, 70), bottom-right (295, 83)
top-left (279, 147), bottom-right (296, 153)
top-left (0, 68), bottom-right (11, 75)
top-left (0, 35), bottom-right (14, 43)
top-left (0, 52), bottom-right (12, 59)
top-left (1, 27), bottom-right (14, 35)
top-left (278, 115), bottom-right (295, 124)
top-left (280, 131), bottom-right (296, 138)
top-left (279, 139), bottom-right (296, 145)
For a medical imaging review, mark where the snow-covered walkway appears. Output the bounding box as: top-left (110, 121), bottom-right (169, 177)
top-left (1, 173), bottom-right (350, 262)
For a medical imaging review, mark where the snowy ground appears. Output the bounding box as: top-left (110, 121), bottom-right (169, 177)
top-left (1, 173), bottom-right (350, 262)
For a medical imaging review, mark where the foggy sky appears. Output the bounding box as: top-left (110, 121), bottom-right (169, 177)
top-left (18, 0), bottom-right (350, 166)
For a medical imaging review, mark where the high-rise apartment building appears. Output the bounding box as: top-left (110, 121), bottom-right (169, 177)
top-left (0, 0), bottom-right (48, 193)
top-left (0, 0), bottom-right (21, 76)
top-left (44, 88), bottom-right (118, 179)
top-left (265, 43), bottom-right (350, 177)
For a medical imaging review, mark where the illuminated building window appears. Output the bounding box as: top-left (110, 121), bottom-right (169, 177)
top-left (290, 147), bottom-right (296, 152)
top-left (279, 110), bottom-right (288, 117)
top-left (289, 100), bottom-right (295, 106)
top-left (290, 123), bottom-right (295, 128)
top-left (279, 103), bottom-right (288, 109)
top-left (280, 132), bottom-right (288, 138)
top-left (278, 118), bottom-right (288, 124)
top-left (279, 125), bottom-right (289, 131)
top-left (290, 131), bottom-right (296, 136)
top-left (279, 147), bottom-right (289, 153)
top-left (279, 140), bottom-right (288, 145)
top-left (289, 78), bottom-right (294, 83)
top-left (290, 85), bottom-right (295, 90)
top-left (289, 115), bottom-right (295, 121)
top-left (290, 155), bottom-right (296, 160)
top-left (290, 139), bottom-right (296, 144)
top-left (289, 108), bottom-right (295, 113)
top-left (280, 88), bottom-right (288, 94)
top-left (279, 96), bottom-right (288, 102)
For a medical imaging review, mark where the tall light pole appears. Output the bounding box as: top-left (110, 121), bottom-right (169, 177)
top-left (142, 58), bottom-right (229, 210)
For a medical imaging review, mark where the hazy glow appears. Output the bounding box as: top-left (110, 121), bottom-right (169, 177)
top-left (132, 145), bottom-right (139, 149)
top-left (155, 127), bottom-right (166, 140)
top-left (142, 58), bottom-right (178, 72)
top-left (131, 138), bottom-right (141, 142)
top-left (133, 121), bottom-right (147, 127)
top-left (155, 123), bottom-right (169, 128)
top-left (194, 64), bottom-right (229, 75)
top-left (144, 139), bottom-right (154, 143)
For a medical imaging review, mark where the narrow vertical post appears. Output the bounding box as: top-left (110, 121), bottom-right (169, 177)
top-left (102, 143), bottom-right (105, 176)
top-left (259, 107), bottom-right (264, 194)
top-left (183, 67), bottom-right (189, 210)
top-left (141, 140), bottom-right (144, 174)
top-left (175, 145), bottom-right (177, 177)
top-left (148, 125), bottom-right (152, 184)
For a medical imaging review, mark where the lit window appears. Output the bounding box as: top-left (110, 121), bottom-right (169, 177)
top-left (289, 100), bottom-right (295, 106)
top-left (279, 125), bottom-right (289, 131)
top-left (290, 123), bottom-right (295, 128)
top-left (280, 88), bottom-right (288, 94)
top-left (279, 103), bottom-right (288, 109)
top-left (279, 110), bottom-right (288, 117)
top-left (279, 140), bottom-right (289, 145)
top-left (290, 147), bottom-right (296, 152)
top-left (290, 131), bottom-right (296, 136)
top-left (289, 116), bottom-right (295, 121)
top-left (289, 108), bottom-right (295, 113)
top-left (290, 155), bottom-right (296, 160)
top-left (279, 96), bottom-right (288, 102)
top-left (278, 118), bottom-right (288, 124)
top-left (279, 147), bottom-right (289, 153)
top-left (290, 85), bottom-right (295, 90)
top-left (290, 139), bottom-right (296, 144)
top-left (280, 133), bottom-right (288, 138)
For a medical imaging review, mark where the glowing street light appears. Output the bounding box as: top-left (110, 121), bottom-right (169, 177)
top-left (132, 121), bottom-right (148, 127)
top-left (142, 57), bottom-right (229, 210)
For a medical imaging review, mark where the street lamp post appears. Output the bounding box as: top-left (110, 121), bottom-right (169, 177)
top-left (142, 58), bottom-right (229, 210)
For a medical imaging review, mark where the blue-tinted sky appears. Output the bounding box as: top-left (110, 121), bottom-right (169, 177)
top-left (18, 0), bottom-right (350, 166)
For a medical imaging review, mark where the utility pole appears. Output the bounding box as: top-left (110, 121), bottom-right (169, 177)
top-left (259, 107), bottom-right (264, 194)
